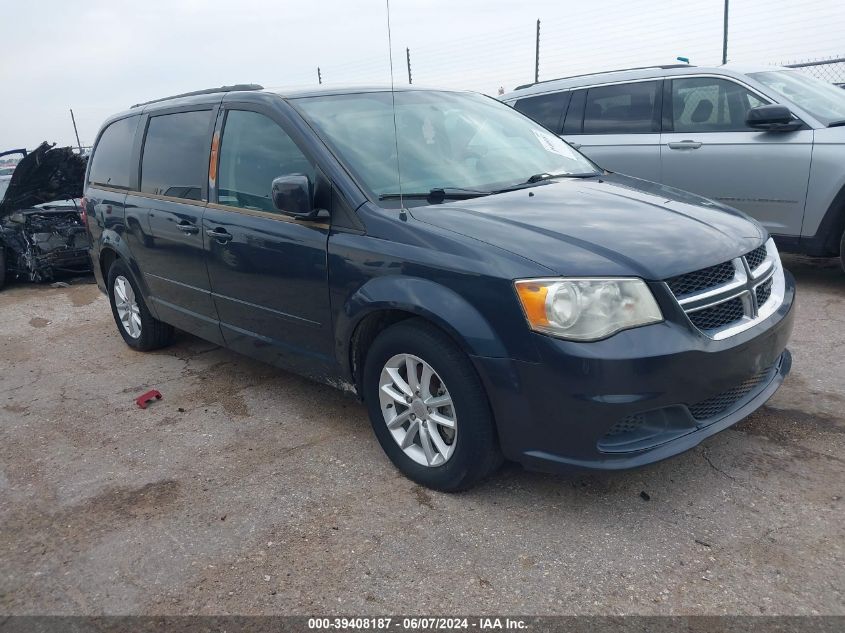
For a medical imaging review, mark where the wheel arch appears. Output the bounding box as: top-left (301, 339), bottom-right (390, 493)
top-left (98, 237), bottom-right (159, 319)
top-left (797, 174), bottom-right (845, 257)
top-left (339, 276), bottom-right (508, 392)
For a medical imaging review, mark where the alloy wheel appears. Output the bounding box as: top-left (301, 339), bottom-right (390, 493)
top-left (113, 275), bottom-right (142, 339)
top-left (378, 353), bottom-right (457, 467)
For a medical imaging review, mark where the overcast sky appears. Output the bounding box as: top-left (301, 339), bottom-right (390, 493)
top-left (1, 0), bottom-right (842, 149)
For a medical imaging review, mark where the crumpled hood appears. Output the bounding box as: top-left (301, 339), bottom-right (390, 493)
top-left (0, 143), bottom-right (87, 216)
top-left (409, 173), bottom-right (767, 280)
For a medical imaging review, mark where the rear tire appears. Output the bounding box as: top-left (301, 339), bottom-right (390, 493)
top-left (362, 318), bottom-right (503, 491)
top-left (107, 259), bottom-right (174, 351)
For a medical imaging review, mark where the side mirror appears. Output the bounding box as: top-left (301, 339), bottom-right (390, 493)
top-left (271, 174), bottom-right (318, 218)
top-left (746, 105), bottom-right (802, 132)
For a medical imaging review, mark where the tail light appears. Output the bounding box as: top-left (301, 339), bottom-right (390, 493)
top-left (79, 197), bottom-right (88, 226)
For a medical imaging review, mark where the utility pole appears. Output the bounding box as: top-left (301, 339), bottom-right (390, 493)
top-left (534, 19), bottom-right (541, 83)
top-left (722, 0), bottom-right (729, 65)
top-left (406, 47), bottom-right (412, 84)
top-left (317, 67), bottom-right (322, 85)
top-left (69, 109), bottom-right (82, 153)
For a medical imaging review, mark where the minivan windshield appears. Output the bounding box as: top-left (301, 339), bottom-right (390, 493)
top-left (293, 90), bottom-right (598, 202)
top-left (750, 70), bottom-right (845, 126)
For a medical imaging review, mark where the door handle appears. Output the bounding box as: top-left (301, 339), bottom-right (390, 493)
top-left (177, 222), bottom-right (199, 234)
top-left (206, 228), bottom-right (233, 243)
top-left (667, 140), bottom-right (702, 150)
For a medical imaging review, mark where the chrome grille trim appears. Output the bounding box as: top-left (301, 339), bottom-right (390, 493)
top-left (665, 238), bottom-right (785, 340)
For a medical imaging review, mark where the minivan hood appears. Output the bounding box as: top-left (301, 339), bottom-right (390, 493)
top-left (409, 174), bottom-right (766, 280)
top-left (0, 143), bottom-right (87, 216)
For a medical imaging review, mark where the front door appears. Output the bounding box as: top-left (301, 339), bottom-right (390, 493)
top-left (660, 76), bottom-right (813, 237)
top-left (125, 108), bottom-right (222, 343)
top-left (203, 106), bottom-right (333, 376)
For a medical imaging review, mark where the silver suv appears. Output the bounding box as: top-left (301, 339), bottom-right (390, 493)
top-left (501, 64), bottom-right (845, 269)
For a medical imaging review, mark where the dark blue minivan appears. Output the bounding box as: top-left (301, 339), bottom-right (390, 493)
top-left (84, 85), bottom-right (794, 490)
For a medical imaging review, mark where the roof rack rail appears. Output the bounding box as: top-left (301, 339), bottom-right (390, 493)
top-left (130, 84), bottom-right (264, 108)
top-left (513, 64), bottom-right (694, 91)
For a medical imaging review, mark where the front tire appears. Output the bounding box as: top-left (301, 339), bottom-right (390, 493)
top-left (840, 228), bottom-right (845, 273)
top-left (107, 259), bottom-right (174, 351)
top-left (362, 318), bottom-right (502, 491)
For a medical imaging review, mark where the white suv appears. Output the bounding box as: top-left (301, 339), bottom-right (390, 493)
top-left (502, 64), bottom-right (845, 269)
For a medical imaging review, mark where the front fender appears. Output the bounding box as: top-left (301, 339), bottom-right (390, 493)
top-left (336, 275), bottom-right (509, 378)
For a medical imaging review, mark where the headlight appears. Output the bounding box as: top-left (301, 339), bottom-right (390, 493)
top-left (514, 278), bottom-right (663, 341)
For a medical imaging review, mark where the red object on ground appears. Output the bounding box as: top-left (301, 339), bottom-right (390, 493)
top-left (135, 389), bottom-right (162, 409)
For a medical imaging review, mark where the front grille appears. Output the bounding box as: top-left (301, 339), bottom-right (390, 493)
top-left (745, 244), bottom-right (767, 271)
top-left (664, 241), bottom-right (778, 338)
top-left (666, 261), bottom-right (735, 297)
top-left (688, 363), bottom-right (775, 420)
top-left (755, 277), bottom-right (773, 306)
top-left (688, 297), bottom-right (745, 331)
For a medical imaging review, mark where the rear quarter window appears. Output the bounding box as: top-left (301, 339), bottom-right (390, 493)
top-left (88, 116), bottom-right (140, 189)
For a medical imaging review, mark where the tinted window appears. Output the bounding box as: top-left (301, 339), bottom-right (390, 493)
top-left (671, 77), bottom-right (770, 132)
top-left (217, 110), bottom-right (314, 212)
top-left (89, 116), bottom-right (139, 188)
top-left (140, 110), bottom-right (213, 200)
top-left (563, 89), bottom-right (586, 134)
top-left (583, 81), bottom-right (660, 134)
top-left (513, 92), bottom-right (569, 132)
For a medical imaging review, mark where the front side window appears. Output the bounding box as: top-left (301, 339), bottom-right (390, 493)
top-left (671, 77), bottom-right (769, 133)
top-left (583, 81), bottom-right (660, 134)
top-left (750, 69), bottom-right (845, 125)
top-left (89, 116), bottom-right (139, 188)
top-left (140, 110), bottom-right (213, 200)
top-left (513, 92), bottom-right (570, 133)
top-left (293, 90), bottom-right (597, 199)
top-left (217, 110), bottom-right (314, 212)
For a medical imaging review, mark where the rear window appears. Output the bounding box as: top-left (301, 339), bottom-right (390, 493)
top-left (583, 81), bottom-right (660, 134)
top-left (140, 110), bottom-right (213, 200)
top-left (88, 116), bottom-right (139, 188)
top-left (513, 92), bottom-right (570, 132)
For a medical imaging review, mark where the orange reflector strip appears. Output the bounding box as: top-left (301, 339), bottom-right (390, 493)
top-left (208, 131), bottom-right (220, 186)
top-left (515, 281), bottom-right (550, 327)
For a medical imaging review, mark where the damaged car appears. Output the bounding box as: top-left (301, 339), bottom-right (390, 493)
top-left (0, 143), bottom-right (90, 290)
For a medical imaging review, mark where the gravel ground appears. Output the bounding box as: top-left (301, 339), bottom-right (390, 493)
top-left (0, 255), bottom-right (843, 616)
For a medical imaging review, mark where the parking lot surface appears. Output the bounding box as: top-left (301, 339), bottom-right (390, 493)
top-left (0, 255), bottom-right (843, 615)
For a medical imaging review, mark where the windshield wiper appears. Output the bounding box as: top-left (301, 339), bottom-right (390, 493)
top-left (378, 187), bottom-right (491, 204)
top-left (492, 172), bottom-right (601, 194)
top-left (828, 119), bottom-right (845, 128)
top-left (525, 172), bottom-right (600, 183)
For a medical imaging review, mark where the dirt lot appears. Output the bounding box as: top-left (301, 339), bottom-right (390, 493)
top-left (0, 256), bottom-right (843, 616)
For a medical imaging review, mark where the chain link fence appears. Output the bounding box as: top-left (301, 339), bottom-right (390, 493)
top-left (783, 57), bottom-right (845, 87)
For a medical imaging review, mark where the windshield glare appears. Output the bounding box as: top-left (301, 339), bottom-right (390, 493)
top-left (294, 90), bottom-right (597, 200)
top-left (750, 70), bottom-right (845, 125)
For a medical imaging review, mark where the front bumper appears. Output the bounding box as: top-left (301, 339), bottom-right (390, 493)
top-left (472, 272), bottom-right (796, 472)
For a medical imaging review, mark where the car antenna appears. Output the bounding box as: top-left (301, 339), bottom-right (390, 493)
top-left (385, 0), bottom-right (404, 213)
